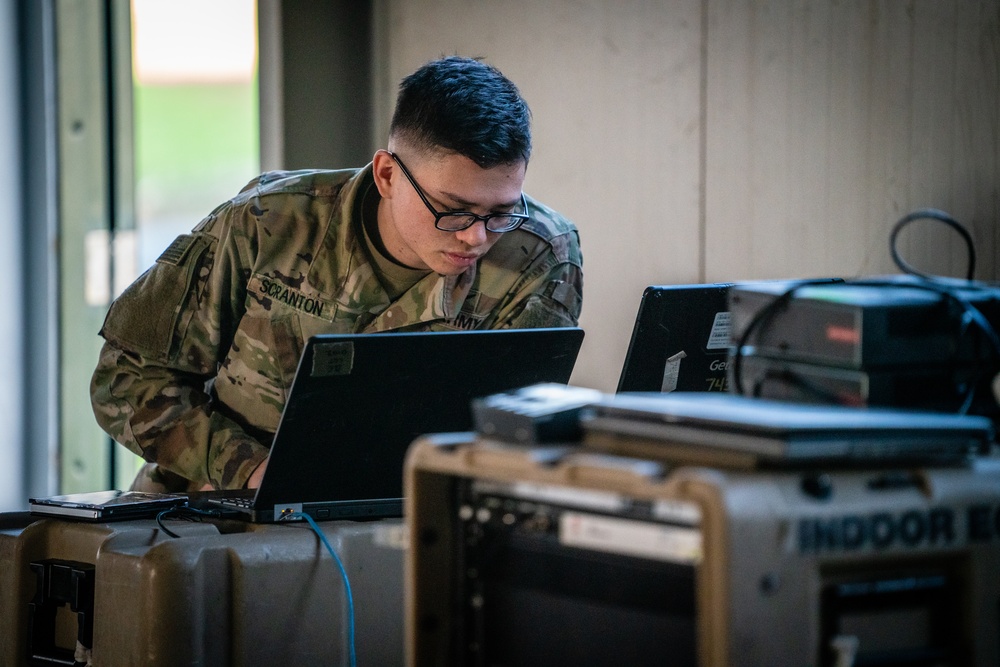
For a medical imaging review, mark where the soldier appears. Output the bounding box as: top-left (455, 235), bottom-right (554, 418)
top-left (90, 56), bottom-right (584, 491)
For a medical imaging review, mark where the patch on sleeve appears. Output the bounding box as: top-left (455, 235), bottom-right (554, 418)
top-left (157, 235), bottom-right (198, 266)
top-left (509, 292), bottom-right (579, 328)
top-left (546, 280), bottom-right (582, 316)
top-left (102, 234), bottom-right (212, 360)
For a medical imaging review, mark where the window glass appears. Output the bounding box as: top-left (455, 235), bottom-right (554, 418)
top-left (131, 0), bottom-right (259, 269)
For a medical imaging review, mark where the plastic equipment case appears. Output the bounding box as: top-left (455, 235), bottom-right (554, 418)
top-left (0, 512), bottom-right (406, 666)
top-left (404, 433), bottom-right (1000, 667)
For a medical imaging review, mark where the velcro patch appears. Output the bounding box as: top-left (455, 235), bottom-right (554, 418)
top-left (546, 280), bottom-right (582, 314)
top-left (157, 234), bottom-right (198, 266)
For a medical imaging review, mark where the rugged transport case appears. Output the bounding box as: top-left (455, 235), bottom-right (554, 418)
top-left (0, 513), bottom-right (405, 666)
top-left (405, 433), bottom-right (1000, 667)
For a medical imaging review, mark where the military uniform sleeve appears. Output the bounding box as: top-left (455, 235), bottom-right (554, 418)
top-left (90, 201), bottom-right (269, 489)
top-left (494, 228), bottom-right (584, 329)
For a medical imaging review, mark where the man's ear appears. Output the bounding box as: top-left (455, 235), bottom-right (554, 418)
top-left (372, 149), bottom-right (396, 199)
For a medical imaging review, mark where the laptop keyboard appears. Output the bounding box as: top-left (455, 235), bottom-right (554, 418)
top-left (217, 496), bottom-right (254, 509)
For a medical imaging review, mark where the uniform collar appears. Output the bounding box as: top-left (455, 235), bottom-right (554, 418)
top-left (308, 164), bottom-right (478, 331)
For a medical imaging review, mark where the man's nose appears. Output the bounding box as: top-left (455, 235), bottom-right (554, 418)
top-left (454, 219), bottom-right (489, 246)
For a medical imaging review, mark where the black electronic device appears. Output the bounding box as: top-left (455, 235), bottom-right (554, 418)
top-left (28, 491), bottom-right (188, 521)
top-left (472, 383), bottom-right (602, 445)
top-left (727, 276), bottom-right (1000, 421)
top-left (617, 283), bottom-right (735, 393)
top-left (453, 477), bottom-right (699, 666)
top-left (729, 278), bottom-right (1000, 369)
top-left (735, 354), bottom-right (980, 411)
top-left (582, 392), bottom-right (995, 469)
top-left (618, 279), bottom-right (843, 394)
top-left (207, 327), bottom-right (584, 522)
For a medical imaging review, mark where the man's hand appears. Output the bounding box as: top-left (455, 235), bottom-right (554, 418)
top-left (247, 458), bottom-right (269, 489)
top-left (198, 458), bottom-right (268, 490)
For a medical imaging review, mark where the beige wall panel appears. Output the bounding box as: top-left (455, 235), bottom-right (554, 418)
top-left (375, 0), bottom-right (704, 391)
top-left (373, 0), bottom-right (998, 392)
top-left (705, 0), bottom-right (999, 283)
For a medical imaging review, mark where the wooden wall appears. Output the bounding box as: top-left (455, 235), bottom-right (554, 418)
top-left (706, 1), bottom-right (999, 282)
top-left (371, 0), bottom-right (1000, 392)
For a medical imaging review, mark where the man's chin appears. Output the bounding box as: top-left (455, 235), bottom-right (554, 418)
top-left (432, 267), bottom-right (466, 277)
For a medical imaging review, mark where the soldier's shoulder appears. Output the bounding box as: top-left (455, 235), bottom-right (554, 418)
top-left (520, 194), bottom-right (578, 238)
top-left (505, 195), bottom-right (581, 266)
top-left (194, 169), bottom-right (361, 238)
top-left (234, 168), bottom-right (361, 201)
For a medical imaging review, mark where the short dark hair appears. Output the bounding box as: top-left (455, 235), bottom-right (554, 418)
top-left (389, 56), bottom-right (532, 168)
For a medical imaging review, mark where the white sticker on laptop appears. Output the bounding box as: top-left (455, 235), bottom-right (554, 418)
top-left (706, 311), bottom-right (732, 350)
top-left (661, 350), bottom-right (686, 392)
top-left (559, 511), bottom-right (702, 564)
top-left (312, 342), bottom-right (354, 377)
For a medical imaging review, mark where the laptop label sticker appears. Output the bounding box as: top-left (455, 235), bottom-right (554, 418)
top-left (661, 351), bottom-right (687, 392)
top-left (312, 341), bottom-right (355, 377)
top-left (706, 311), bottom-right (731, 350)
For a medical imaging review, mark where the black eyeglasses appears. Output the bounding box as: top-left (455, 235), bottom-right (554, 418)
top-left (388, 151), bottom-right (529, 233)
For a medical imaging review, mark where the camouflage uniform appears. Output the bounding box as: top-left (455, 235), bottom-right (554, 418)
top-left (91, 166), bottom-right (583, 491)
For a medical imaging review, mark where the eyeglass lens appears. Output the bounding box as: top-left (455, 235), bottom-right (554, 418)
top-left (389, 151), bottom-right (528, 233)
